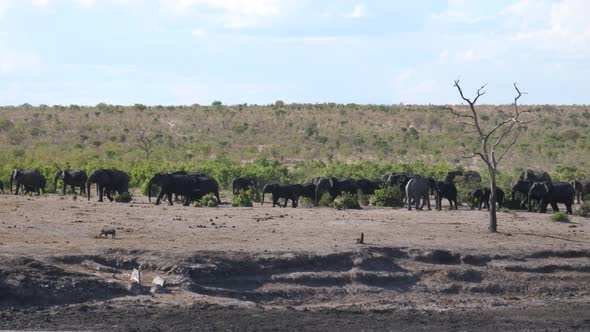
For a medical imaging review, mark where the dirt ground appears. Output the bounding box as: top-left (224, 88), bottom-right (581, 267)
top-left (1, 193), bottom-right (589, 331)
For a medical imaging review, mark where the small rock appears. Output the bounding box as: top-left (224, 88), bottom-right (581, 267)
top-left (152, 276), bottom-right (165, 287)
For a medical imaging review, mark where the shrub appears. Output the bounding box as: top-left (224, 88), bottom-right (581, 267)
top-left (298, 197), bottom-right (314, 208)
top-left (201, 193), bottom-right (218, 207)
top-left (141, 181), bottom-right (160, 197)
top-left (232, 188), bottom-right (255, 207)
top-left (330, 192), bottom-right (361, 210)
top-left (114, 192), bottom-right (132, 203)
top-left (574, 202), bottom-right (590, 218)
top-left (550, 212), bottom-right (570, 223)
top-left (317, 192), bottom-right (332, 207)
top-left (372, 186), bottom-right (403, 207)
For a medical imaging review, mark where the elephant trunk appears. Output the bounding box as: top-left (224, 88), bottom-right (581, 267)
top-left (86, 180), bottom-right (91, 201)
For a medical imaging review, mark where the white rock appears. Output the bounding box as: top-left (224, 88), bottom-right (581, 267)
top-left (152, 276), bottom-right (165, 287)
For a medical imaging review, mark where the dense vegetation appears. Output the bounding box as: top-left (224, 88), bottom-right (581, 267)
top-left (0, 102), bottom-right (588, 192)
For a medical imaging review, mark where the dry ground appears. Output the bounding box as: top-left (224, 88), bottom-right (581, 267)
top-left (1, 193), bottom-right (589, 331)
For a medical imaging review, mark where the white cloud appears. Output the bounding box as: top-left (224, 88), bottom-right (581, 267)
top-left (78, 0), bottom-right (95, 8)
top-left (346, 3), bottom-right (367, 18)
top-left (31, 0), bottom-right (50, 8)
top-left (0, 45), bottom-right (41, 73)
top-left (191, 28), bottom-right (205, 36)
top-left (502, 0), bottom-right (590, 51)
top-left (431, 9), bottom-right (480, 24)
top-left (0, 0), bottom-right (13, 17)
top-left (163, 0), bottom-right (289, 28)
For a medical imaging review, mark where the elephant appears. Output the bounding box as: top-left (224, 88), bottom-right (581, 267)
top-left (519, 169), bottom-right (551, 183)
top-left (148, 172), bottom-right (199, 206)
top-left (188, 175), bottom-right (221, 205)
top-left (0, 180), bottom-right (3, 193)
top-left (469, 187), bottom-right (505, 210)
top-left (314, 177), bottom-right (358, 205)
top-left (571, 179), bottom-right (590, 204)
top-left (444, 171), bottom-right (482, 185)
top-left (435, 181), bottom-right (458, 210)
top-left (86, 169), bottom-right (130, 202)
top-left (262, 183), bottom-right (301, 208)
top-left (511, 180), bottom-right (539, 210)
top-left (168, 171), bottom-right (207, 202)
top-left (405, 176), bottom-right (435, 211)
top-left (298, 183), bottom-right (316, 202)
top-left (54, 169), bottom-right (88, 195)
top-left (10, 169), bottom-right (46, 195)
top-left (356, 179), bottom-right (383, 196)
top-left (528, 182), bottom-right (575, 214)
top-left (232, 177), bottom-right (257, 195)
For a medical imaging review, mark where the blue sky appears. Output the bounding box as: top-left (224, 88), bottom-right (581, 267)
top-left (0, 0), bottom-right (588, 105)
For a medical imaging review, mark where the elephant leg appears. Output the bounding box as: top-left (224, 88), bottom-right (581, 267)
top-left (70, 184), bottom-right (76, 195)
top-left (167, 193), bottom-right (174, 206)
top-left (155, 192), bottom-right (164, 205)
top-left (106, 188), bottom-right (114, 202)
top-left (98, 186), bottom-right (104, 202)
top-left (272, 194), bottom-right (277, 207)
top-left (566, 202), bottom-right (573, 214)
top-left (425, 194), bottom-right (431, 210)
top-left (215, 191), bottom-right (221, 204)
top-left (62, 182), bottom-right (67, 195)
top-left (550, 201), bottom-right (559, 213)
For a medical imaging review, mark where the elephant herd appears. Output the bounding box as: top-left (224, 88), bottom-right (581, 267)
top-left (3, 167), bottom-right (590, 215)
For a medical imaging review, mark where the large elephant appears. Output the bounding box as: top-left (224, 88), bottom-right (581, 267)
top-left (54, 169), bottom-right (88, 195)
top-left (298, 183), bottom-right (316, 202)
top-left (512, 180), bottom-right (539, 209)
top-left (405, 177), bottom-right (435, 211)
top-left (86, 169), bottom-right (130, 202)
top-left (314, 177), bottom-right (358, 204)
top-left (469, 187), bottom-right (505, 210)
top-left (435, 181), bottom-right (458, 210)
top-left (262, 183), bottom-right (301, 208)
top-left (148, 172), bottom-right (199, 206)
top-left (519, 169), bottom-right (552, 183)
top-left (571, 179), bottom-right (590, 204)
top-left (528, 182), bottom-right (575, 214)
top-left (232, 177), bottom-right (257, 195)
top-left (10, 169), bottom-right (46, 195)
top-left (356, 179), bottom-right (383, 196)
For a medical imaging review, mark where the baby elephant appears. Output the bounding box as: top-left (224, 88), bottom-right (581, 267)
top-left (98, 228), bottom-right (116, 239)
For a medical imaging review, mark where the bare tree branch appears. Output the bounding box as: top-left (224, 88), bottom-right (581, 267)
top-left (136, 130), bottom-right (155, 160)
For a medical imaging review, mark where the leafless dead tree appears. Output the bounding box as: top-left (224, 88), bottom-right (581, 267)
top-left (446, 80), bottom-right (535, 232)
top-left (136, 130), bottom-right (155, 160)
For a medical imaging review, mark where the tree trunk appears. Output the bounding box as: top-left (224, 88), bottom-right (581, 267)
top-left (488, 167), bottom-right (498, 233)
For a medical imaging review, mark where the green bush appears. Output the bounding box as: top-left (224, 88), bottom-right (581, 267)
top-left (550, 212), bottom-right (570, 222)
top-left (298, 197), bottom-right (315, 208)
top-left (232, 188), bottom-right (255, 207)
top-left (317, 192), bottom-right (332, 207)
top-left (330, 192), bottom-right (361, 210)
top-left (372, 185), bottom-right (403, 207)
top-left (201, 193), bottom-right (218, 207)
top-left (141, 181), bottom-right (160, 197)
top-left (114, 192), bottom-right (132, 203)
top-left (574, 202), bottom-right (590, 218)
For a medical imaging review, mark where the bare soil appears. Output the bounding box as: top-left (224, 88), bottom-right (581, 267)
top-left (1, 193), bottom-right (589, 331)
